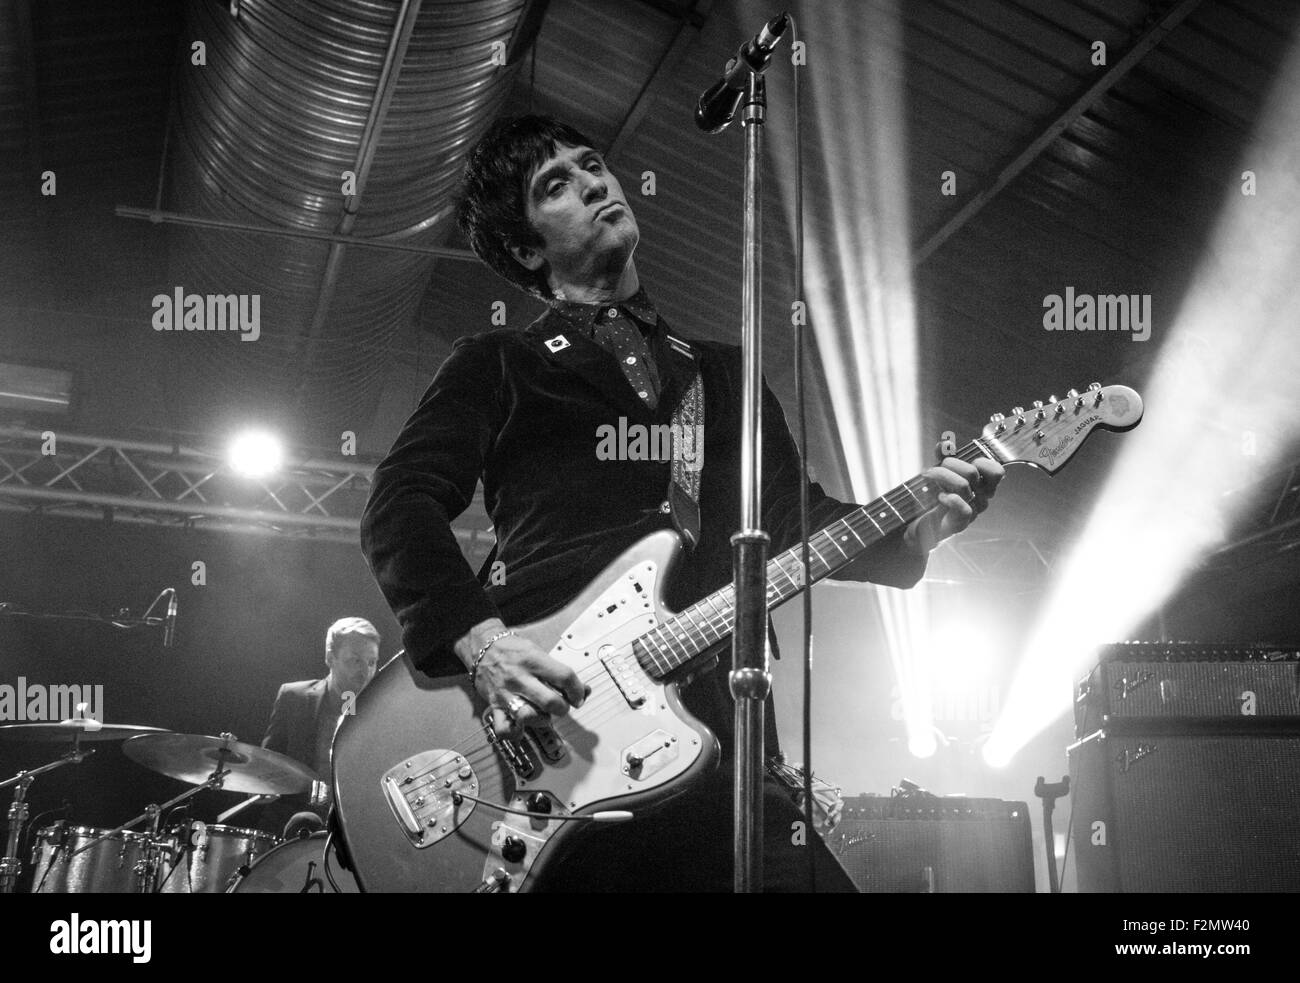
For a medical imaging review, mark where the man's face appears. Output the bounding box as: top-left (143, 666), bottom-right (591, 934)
top-left (511, 143), bottom-right (639, 290)
top-left (327, 636), bottom-right (378, 697)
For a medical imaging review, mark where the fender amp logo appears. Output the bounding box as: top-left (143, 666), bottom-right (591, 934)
top-left (1115, 743), bottom-right (1156, 773)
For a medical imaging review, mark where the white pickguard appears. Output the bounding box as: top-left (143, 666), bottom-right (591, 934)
top-left (521, 559), bottom-right (705, 807)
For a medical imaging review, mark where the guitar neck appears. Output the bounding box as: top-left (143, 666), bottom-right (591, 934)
top-left (636, 439), bottom-right (997, 679)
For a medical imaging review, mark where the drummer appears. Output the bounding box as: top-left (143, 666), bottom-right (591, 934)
top-left (259, 617), bottom-right (380, 832)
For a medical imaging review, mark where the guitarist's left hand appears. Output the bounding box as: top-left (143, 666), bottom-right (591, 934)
top-left (903, 454), bottom-right (1004, 556)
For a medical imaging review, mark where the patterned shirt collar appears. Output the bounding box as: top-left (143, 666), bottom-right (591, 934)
top-left (547, 286), bottom-right (661, 335)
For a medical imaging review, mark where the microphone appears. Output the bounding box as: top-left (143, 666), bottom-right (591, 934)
top-left (695, 12), bottom-right (790, 133)
top-left (163, 591), bottom-right (178, 648)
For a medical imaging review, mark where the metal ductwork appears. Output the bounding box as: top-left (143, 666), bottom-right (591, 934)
top-left (163, 0), bottom-right (546, 441)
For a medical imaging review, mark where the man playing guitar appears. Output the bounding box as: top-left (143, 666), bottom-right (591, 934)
top-left (359, 115), bottom-right (1003, 891)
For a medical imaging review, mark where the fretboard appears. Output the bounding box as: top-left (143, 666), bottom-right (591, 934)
top-left (634, 439), bottom-right (994, 679)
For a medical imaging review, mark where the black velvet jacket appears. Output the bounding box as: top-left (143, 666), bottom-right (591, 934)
top-left (360, 301), bottom-right (927, 747)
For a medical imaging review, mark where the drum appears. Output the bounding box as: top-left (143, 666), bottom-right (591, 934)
top-left (30, 825), bottom-right (149, 893)
top-left (228, 832), bottom-right (359, 893)
top-left (155, 823), bottom-right (279, 893)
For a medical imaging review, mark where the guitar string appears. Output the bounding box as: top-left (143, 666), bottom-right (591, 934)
top-left (471, 440), bottom-right (993, 739)
top-left (376, 439), bottom-right (1001, 799)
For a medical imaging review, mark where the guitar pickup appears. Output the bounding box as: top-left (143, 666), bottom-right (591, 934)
top-left (601, 650), bottom-right (648, 708)
top-left (482, 711), bottom-right (537, 780)
top-left (529, 721), bottom-right (567, 764)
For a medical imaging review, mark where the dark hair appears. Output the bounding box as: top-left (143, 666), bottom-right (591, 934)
top-left (456, 115), bottom-right (599, 299)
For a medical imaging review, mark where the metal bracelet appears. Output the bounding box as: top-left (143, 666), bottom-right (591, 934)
top-left (469, 629), bottom-right (515, 687)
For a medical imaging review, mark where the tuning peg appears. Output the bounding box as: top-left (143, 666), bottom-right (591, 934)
top-left (1032, 400), bottom-right (1045, 421)
top-left (1088, 382), bottom-right (1101, 391)
top-left (1066, 389), bottom-right (1079, 399)
top-left (1048, 395), bottom-right (1059, 403)
top-left (989, 412), bottom-right (1006, 434)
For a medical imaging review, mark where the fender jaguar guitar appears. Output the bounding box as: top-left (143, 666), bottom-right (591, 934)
top-left (333, 383), bottom-right (1143, 892)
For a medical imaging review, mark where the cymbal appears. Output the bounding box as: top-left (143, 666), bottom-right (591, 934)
top-left (122, 732), bottom-right (320, 795)
top-left (0, 720), bottom-right (171, 743)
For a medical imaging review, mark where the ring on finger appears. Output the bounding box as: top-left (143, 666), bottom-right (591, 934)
top-left (505, 695), bottom-right (528, 718)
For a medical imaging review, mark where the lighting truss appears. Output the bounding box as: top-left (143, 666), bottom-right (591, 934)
top-left (0, 425), bottom-right (492, 554)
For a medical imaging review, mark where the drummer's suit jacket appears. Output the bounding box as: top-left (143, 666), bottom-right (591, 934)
top-left (260, 677), bottom-right (328, 772)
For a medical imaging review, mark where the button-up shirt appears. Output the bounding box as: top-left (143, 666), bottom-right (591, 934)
top-left (548, 287), bottom-right (663, 408)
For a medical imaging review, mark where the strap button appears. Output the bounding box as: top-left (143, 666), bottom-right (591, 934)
top-left (659, 501), bottom-right (672, 514)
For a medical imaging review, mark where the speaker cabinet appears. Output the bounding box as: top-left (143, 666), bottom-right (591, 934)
top-left (1075, 644), bottom-right (1300, 735)
top-left (1069, 730), bottom-right (1300, 892)
top-left (830, 796), bottom-right (1034, 893)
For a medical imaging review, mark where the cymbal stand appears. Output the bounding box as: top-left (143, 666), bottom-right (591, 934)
top-left (0, 745), bottom-right (94, 893)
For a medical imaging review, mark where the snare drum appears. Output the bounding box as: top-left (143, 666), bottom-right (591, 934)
top-left (227, 832), bottom-right (359, 893)
top-left (155, 823), bottom-right (279, 893)
top-left (30, 825), bottom-right (149, 893)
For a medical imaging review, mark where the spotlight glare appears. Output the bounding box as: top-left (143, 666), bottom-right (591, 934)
top-left (909, 732), bottom-right (937, 759)
top-left (988, 41), bottom-right (1300, 761)
top-left (228, 430), bottom-right (284, 478)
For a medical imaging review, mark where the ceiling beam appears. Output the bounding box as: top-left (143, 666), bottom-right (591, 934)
top-left (607, 0), bottom-right (716, 161)
top-left (913, 0), bottom-right (1206, 266)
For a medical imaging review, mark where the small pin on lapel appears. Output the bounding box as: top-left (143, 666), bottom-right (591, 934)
top-left (545, 334), bottom-right (571, 352)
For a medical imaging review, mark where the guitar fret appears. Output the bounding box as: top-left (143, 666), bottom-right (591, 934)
top-left (679, 609), bottom-right (709, 651)
top-left (702, 596), bottom-right (727, 639)
top-left (639, 638), bottom-right (668, 675)
top-left (862, 510), bottom-right (885, 536)
top-left (808, 540), bottom-right (828, 570)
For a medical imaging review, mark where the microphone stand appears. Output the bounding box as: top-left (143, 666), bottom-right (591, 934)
top-left (729, 70), bottom-right (771, 895)
top-left (698, 11), bottom-right (788, 895)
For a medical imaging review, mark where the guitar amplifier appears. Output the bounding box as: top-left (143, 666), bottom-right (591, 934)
top-left (1075, 643), bottom-right (1300, 736)
top-left (1068, 729), bottom-right (1300, 892)
top-left (829, 795), bottom-right (1034, 893)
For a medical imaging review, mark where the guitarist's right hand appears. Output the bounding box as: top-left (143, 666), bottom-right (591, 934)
top-left (454, 618), bottom-right (590, 736)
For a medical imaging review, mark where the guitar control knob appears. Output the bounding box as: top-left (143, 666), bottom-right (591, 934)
top-left (501, 835), bottom-right (527, 863)
top-left (527, 793), bottom-right (552, 814)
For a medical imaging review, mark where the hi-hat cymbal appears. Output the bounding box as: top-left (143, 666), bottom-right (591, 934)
top-left (122, 732), bottom-right (320, 795)
top-left (0, 720), bottom-right (171, 743)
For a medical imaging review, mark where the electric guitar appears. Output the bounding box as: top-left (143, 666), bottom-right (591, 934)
top-left (333, 383), bottom-right (1143, 892)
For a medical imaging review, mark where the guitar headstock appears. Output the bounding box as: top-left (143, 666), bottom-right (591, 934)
top-left (981, 383), bottom-right (1143, 473)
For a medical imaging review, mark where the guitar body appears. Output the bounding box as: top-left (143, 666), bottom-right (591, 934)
top-left (334, 383), bottom-right (1144, 892)
top-left (332, 530), bottom-right (720, 892)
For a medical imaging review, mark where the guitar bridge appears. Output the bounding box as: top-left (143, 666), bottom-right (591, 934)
top-left (380, 751), bottom-right (478, 849)
top-left (482, 712), bottom-right (538, 780)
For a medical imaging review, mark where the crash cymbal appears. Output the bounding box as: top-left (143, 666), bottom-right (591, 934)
top-left (0, 720), bottom-right (171, 743)
top-left (122, 732), bottom-right (319, 795)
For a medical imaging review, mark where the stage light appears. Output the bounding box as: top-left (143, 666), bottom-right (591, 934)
top-left (985, 43), bottom-right (1300, 766)
top-left (769, 0), bottom-right (937, 756)
top-left (227, 430), bottom-right (284, 478)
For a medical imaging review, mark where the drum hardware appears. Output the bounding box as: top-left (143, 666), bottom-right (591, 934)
top-left (228, 831), bottom-right (359, 894)
top-left (217, 793), bottom-right (279, 825)
top-left (0, 727), bottom-right (104, 893)
top-left (9, 727), bottom-right (316, 893)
